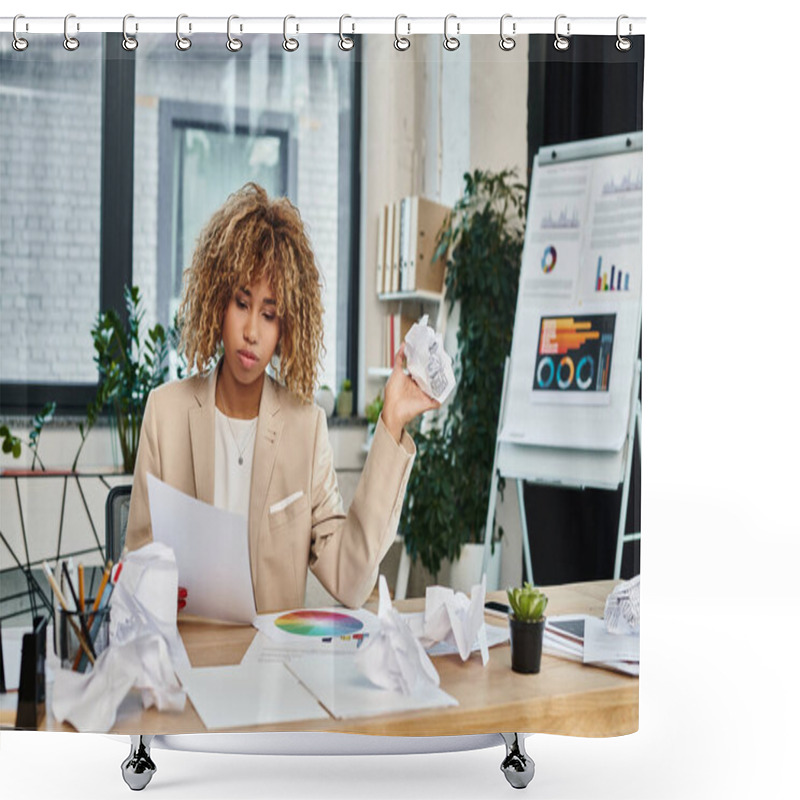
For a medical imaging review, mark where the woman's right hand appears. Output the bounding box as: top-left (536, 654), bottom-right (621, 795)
top-left (178, 586), bottom-right (188, 612)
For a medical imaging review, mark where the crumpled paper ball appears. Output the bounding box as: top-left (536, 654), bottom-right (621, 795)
top-left (403, 315), bottom-right (456, 404)
top-left (355, 575), bottom-right (440, 695)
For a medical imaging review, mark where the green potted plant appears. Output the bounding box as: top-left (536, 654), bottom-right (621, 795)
top-left (507, 583), bottom-right (548, 674)
top-left (72, 285), bottom-right (170, 473)
top-left (1, 402), bottom-right (57, 473)
top-left (315, 384), bottom-right (335, 418)
top-left (364, 392), bottom-right (384, 444)
top-left (336, 378), bottom-right (353, 418)
top-left (400, 169), bottom-right (527, 583)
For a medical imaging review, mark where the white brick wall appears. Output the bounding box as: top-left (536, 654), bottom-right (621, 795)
top-left (0, 38), bottom-right (103, 383)
top-left (1, 35), bottom-right (347, 390)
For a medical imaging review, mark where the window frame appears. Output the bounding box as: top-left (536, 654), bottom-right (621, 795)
top-left (156, 100), bottom-right (298, 328)
top-left (1, 35), bottom-right (362, 417)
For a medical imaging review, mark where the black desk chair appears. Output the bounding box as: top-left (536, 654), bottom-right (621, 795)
top-left (105, 485), bottom-right (131, 565)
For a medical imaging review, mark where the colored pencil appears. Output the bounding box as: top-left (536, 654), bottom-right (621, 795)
top-left (78, 563), bottom-right (85, 612)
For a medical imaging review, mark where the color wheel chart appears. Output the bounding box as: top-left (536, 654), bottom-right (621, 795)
top-left (269, 609), bottom-right (373, 648)
top-left (533, 314), bottom-right (616, 394)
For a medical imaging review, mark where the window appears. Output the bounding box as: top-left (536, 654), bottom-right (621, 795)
top-left (0, 35), bottom-right (103, 410)
top-left (155, 101), bottom-right (295, 324)
top-left (0, 34), bottom-right (359, 413)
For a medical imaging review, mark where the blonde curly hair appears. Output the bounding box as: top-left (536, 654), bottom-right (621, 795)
top-left (177, 183), bottom-right (324, 403)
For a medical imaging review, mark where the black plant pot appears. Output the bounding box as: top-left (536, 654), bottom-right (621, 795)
top-left (509, 616), bottom-right (545, 674)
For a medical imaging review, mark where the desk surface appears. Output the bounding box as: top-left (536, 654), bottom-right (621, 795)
top-left (45, 579), bottom-right (638, 737)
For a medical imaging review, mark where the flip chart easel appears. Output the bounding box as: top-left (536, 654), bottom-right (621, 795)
top-left (481, 132), bottom-right (643, 585)
top-left (481, 356), bottom-right (641, 584)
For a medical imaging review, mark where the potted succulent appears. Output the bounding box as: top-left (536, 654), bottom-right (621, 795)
top-left (315, 385), bottom-right (335, 418)
top-left (400, 169), bottom-right (527, 583)
top-left (336, 378), bottom-right (353, 418)
top-left (506, 583), bottom-right (548, 674)
top-left (364, 392), bottom-right (384, 445)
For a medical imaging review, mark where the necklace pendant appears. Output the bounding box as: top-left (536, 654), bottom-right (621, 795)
top-left (238, 456), bottom-right (244, 466)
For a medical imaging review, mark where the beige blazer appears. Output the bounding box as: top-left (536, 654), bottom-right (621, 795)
top-left (126, 362), bottom-right (415, 613)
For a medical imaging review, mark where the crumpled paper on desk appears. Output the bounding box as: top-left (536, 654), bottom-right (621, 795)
top-left (355, 575), bottom-right (440, 695)
top-left (52, 542), bottom-right (187, 732)
top-left (408, 575), bottom-right (489, 665)
top-left (403, 315), bottom-right (456, 404)
top-left (604, 574), bottom-right (640, 635)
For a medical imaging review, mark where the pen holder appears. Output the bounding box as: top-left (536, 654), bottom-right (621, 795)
top-left (55, 602), bottom-right (111, 672)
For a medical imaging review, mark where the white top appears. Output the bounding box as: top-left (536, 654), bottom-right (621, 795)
top-left (214, 408), bottom-right (257, 519)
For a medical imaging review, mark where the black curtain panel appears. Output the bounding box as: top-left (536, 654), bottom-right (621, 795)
top-left (524, 35), bottom-right (644, 585)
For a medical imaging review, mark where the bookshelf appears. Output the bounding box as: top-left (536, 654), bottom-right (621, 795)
top-left (371, 196), bottom-right (451, 377)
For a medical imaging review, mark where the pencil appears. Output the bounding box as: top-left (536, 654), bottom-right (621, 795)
top-left (78, 563), bottom-right (85, 612)
top-left (41, 561), bottom-right (95, 667)
top-left (74, 579), bottom-right (114, 672)
top-left (87, 560), bottom-right (113, 627)
top-left (92, 561), bottom-right (113, 613)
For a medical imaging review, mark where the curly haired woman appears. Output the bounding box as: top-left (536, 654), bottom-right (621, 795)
top-left (125, 183), bottom-right (438, 612)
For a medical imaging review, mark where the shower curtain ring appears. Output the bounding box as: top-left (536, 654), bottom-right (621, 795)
top-left (554, 14), bottom-right (570, 51)
top-left (394, 15), bottom-right (411, 51)
top-left (227, 15), bottom-right (243, 52)
top-left (12, 15), bottom-right (29, 51)
top-left (338, 15), bottom-right (355, 51)
top-left (443, 14), bottom-right (460, 51)
top-left (63, 13), bottom-right (80, 51)
top-left (175, 14), bottom-right (192, 50)
top-left (616, 15), bottom-right (632, 51)
top-left (283, 15), bottom-right (299, 52)
top-left (499, 14), bottom-right (516, 51)
top-left (122, 14), bottom-right (138, 51)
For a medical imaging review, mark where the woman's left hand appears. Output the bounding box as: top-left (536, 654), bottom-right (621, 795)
top-left (381, 344), bottom-right (441, 442)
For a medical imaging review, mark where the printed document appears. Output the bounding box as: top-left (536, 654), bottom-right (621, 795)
top-left (147, 474), bottom-right (256, 625)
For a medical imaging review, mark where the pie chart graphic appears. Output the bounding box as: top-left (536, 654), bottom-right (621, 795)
top-left (541, 246), bottom-right (557, 274)
top-left (274, 609), bottom-right (364, 638)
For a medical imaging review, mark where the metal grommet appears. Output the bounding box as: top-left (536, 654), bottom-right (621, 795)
top-left (63, 13), bottom-right (80, 51)
top-left (12, 14), bottom-right (29, 52)
top-left (616, 15), bottom-right (632, 52)
top-left (122, 14), bottom-right (138, 51)
top-left (443, 14), bottom-right (460, 51)
top-left (282, 15), bottom-right (299, 52)
top-left (175, 14), bottom-right (192, 51)
top-left (227, 15), bottom-right (243, 52)
top-left (499, 14), bottom-right (515, 51)
top-left (394, 15), bottom-right (411, 51)
top-left (554, 14), bottom-right (570, 51)
top-left (338, 14), bottom-right (354, 51)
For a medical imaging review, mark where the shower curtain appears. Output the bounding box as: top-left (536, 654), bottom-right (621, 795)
top-left (0, 16), bottom-right (643, 763)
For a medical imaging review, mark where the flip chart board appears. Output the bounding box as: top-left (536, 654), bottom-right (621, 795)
top-left (499, 132), bottom-right (642, 487)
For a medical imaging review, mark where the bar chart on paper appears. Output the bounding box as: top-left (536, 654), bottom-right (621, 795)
top-left (595, 256), bottom-right (632, 293)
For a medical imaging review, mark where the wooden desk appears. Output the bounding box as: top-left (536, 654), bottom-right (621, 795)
top-left (45, 580), bottom-right (638, 737)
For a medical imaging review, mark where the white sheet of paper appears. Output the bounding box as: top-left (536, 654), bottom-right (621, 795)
top-left (582, 615), bottom-right (640, 664)
top-left (240, 631), bottom-right (363, 665)
top-left (287, 654), bottom-right (458, 719)
top-left (176, 662), bottom-right (328, 729)
top-left (147, 474), bottom-right (256, 625)
top-left (401, 612), bottom-right (510, 655)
